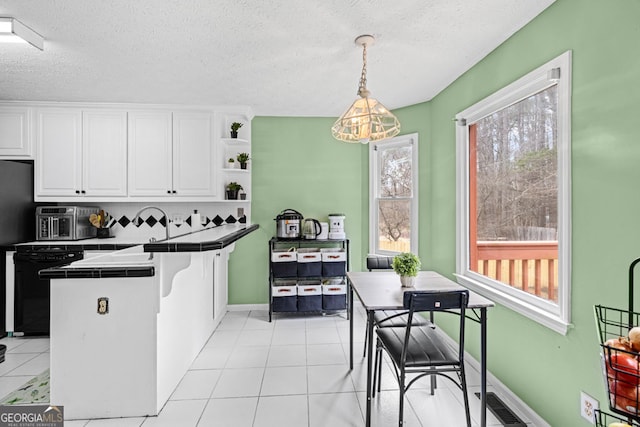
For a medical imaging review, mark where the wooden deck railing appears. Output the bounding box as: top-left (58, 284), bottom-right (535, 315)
top-left (472, 241), bottom-right (558, 302)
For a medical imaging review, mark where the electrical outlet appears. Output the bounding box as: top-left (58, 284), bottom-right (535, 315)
top-left (580, 391), bottom-right (599, 424)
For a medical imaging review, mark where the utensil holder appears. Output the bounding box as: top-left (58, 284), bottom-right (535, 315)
top-left (96, 228), bottom-right (110, 238)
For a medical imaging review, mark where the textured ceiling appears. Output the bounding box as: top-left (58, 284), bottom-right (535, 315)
top-left (0, 0), bottom-right (555, 117)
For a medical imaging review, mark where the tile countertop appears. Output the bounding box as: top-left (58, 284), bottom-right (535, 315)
top-left (7, 223), bottom-right (259, 253)
top-left (38, 223), bottom-right (259, 279)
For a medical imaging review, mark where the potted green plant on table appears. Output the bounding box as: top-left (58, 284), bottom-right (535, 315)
top-left (230, 122), bottom-right (243, 138)
top-left (392, 252), bottom-right (421, 288)
top-left (226, 182), bottom-right (243, 200)
top-left (236, 152), bottom-right (250, 169)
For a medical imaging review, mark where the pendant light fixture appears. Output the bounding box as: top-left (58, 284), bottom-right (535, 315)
top-left (0, 17), bottom-right (44, 50)
top-left (331, 35), bottom-right (400, 144)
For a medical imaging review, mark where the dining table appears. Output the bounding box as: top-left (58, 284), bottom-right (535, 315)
top-left (347, 270), bottom-right (495, 427)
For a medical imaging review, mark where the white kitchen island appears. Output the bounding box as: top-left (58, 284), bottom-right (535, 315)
top-left (39, 223), bottom-right (258, 420)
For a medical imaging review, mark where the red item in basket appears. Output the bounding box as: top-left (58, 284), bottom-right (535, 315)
top-left (609, 378), bottom-right (640, 414)
top-left (607, 353), bottom-right (640, 386)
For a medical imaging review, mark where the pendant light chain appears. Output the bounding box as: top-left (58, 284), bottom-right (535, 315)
top-left (358, 42), bottom-right (369, 98)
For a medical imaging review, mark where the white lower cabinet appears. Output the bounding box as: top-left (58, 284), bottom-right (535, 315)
top-left (35, 108), bottom-right (127, 199)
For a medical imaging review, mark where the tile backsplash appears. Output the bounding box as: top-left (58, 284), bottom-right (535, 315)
top-left (94, 202), bottom-right (249, 241)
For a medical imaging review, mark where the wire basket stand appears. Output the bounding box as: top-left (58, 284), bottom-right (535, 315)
top-left (594, 409), bottom-right (640, 427)
top-left (594, 258), bottom-right (640, 424)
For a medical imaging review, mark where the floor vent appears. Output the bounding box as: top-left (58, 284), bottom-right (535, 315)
top-left (475, 392), bottom-right (527, 427)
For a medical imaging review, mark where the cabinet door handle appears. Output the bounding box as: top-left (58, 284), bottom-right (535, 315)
top-left (167, 190), bottom-right (171, 194)
top-left (172, 190), bottom-right (177, 194)
top-left (75, 190), bottom-right (80, 194)
top-left (81, 190), bottom-right (86, 194)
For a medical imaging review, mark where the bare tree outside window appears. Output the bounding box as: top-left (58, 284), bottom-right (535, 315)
top-left (475, 86), bottom-right (558, 241)
top-left (378, 145), bottom-right (412, 252)
top-left (470, 85), bottom-right (559, 301)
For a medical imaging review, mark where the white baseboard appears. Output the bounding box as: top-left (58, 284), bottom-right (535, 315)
top-left (437, 331), bottom-right (551, 427)
top-left (227, 303), bottom-right (269, 311)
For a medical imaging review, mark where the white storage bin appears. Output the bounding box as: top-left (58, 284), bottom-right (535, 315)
top-left (297, 281), bottom-right (322, 295)
top-left (320, 248), bottom-right (347, 262)
top-left (271, 248), bottom-right (297, 262)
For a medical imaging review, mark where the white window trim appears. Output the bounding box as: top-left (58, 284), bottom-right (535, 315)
top-left (369, 133), bottom-right (419, 256)
top-left (454, 51), bottom-right (572, 335)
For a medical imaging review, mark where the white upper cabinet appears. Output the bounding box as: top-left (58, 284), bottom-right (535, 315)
top-left (35, 108), bottom-right (127, 199)
top-left (24, 102), bottom-right (251, 202)
top-left (128, 111), bottom-right (173, 196)
top-left (82, 111), bottom-right (128, 196)
top-left (173, 112), bottom-right (215, 197)
top-left (36, 109), bottom-right (83, 197)
top-left (0, 106), bottom-right (33, 158)
top-left (129, 110), bottom-right (215, 198)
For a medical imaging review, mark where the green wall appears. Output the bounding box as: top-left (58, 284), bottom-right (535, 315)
top-left (229, 0), bottom-right (640, 424)
top-left (227, 117), bottom-right (367, 305)
top-left (427, 1), bottom-right (640, 425)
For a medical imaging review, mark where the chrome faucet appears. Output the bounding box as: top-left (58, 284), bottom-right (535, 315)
top-left (133, 206), bottom-right (170, 241)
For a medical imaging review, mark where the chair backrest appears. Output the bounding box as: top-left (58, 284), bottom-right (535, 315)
top-left (402, 290), bottom-right (469, 362)
top-left (366, 255), bottom-right (394, 271)
top-left (402, 290), bottom-right (469, 312)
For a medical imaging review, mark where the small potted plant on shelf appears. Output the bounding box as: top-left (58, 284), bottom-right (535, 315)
top-left (226, 182), bottom-right (243, 200)
top-left (230, 122), bottom-right (243, 138)
top-left (227, 157), bottom-right (235, 169)
top-left (236, 152), bottom-right (250, 169)
top-left (239, 190), bottom-right (247, 200)
top-left (392, 252), bottom-right (421, 288)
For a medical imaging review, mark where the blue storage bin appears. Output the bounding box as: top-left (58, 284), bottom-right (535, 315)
top-left (272, 249), bottom-right (298, 278)
top-left (297, 249), bottom-right (321, 277)
top-left (272, 282), bottom-right (297, 312)
top-left (322, 279), bottom-right (347, 310)
top-left (297, 281), bottom-right (322, 311)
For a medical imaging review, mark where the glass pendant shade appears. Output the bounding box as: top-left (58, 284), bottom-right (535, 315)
top-left (332, 34), bottom-right (400, 144)
top-left (331, 95), bottom-right (400, 143)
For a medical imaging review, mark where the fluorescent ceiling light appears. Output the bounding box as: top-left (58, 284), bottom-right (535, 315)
top-left (0, 17), bottom-right (44, 50)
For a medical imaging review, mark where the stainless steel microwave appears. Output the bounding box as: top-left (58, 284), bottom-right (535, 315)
top-left (36, 206), bottom-right (99, 241)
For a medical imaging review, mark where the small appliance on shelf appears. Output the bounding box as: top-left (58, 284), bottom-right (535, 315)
top-left (275, 209), bottom-right (303, 239)
top-left (328, 213), bottom-right (346, 240)
top-left (36, 206), bottom-right (100, 241)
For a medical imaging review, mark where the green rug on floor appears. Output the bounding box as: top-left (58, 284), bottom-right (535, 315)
top-left (0, 369), bottom-right (50, 405)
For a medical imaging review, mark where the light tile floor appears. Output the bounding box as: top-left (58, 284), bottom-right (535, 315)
top-left (0, 304), bottom-right (534, 426)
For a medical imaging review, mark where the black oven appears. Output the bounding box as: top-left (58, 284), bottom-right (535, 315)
top-left (14, 247), bottom-right (83, 336)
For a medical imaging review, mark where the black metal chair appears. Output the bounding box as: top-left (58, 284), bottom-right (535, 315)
top-left (363, 255), bottom-right (431, 356)
top-left (373, 290), bottom-right (472, 427)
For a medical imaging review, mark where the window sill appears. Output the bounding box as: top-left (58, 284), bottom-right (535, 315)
top-left (454, 273), bottom-right (572, 335)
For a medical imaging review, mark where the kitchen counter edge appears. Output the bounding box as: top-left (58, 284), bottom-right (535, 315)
top-left (2, 224), bottom-right (259, 253)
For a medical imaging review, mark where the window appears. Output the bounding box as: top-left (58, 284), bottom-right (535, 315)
top-left (455, 51), bottom-right (572, 334)
top-left (370, 133), bottom-right (418, 255)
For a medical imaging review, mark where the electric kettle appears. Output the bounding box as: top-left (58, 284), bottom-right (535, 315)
top-left (302, 218), bottom-right (321, 240)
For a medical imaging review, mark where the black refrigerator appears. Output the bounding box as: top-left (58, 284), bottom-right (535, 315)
top-left (0, 160), bottom-right (36, 338)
